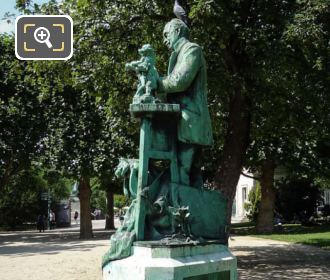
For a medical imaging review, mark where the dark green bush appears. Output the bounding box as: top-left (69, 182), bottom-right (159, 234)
top-left (244, 182), bottom-right (261, 222)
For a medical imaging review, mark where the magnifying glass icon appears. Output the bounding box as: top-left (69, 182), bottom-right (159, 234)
top-left (34, 27), bottom-right (53, 48)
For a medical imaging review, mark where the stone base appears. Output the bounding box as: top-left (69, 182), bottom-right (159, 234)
top-left (103, 242), bottom-right (237, 280)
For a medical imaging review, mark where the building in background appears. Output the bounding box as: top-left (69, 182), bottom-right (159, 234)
top-left (231, 171), bottom-right (255, 223)
top-left (322, 189), bottom-right (330, 205)
top-left (55, 200), bottom-right (71, 227)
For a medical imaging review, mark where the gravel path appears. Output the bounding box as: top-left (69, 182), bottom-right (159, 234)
top-left (0, 221), bottom-right (111, 280)
top-left (0, 222), bottom-right (329, 280)
top-left (230, 236), bottom-right (330, 280)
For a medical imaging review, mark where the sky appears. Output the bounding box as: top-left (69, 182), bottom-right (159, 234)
top-left (0, 0), bottom-right (49, 33)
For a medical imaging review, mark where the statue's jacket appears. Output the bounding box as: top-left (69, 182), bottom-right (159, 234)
top-left (159, 37), bottom-right (213, 146)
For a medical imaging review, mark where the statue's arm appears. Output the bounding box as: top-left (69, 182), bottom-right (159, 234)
top-left (125, 58), bottom-right (144, 71)
top-left (158, 45), bottom-right (201, 93)
top-left (135, 60), bottom-right (149, 72)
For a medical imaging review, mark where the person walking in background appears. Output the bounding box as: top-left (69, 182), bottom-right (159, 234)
top-left (74, 211), bottom-right (79, 224)
top-left (93, 209), bottom-right (98, 220)
top-left (37, 214), bottom-right (45, 232)
top-left (119, 209), bottom-right (124, 226)
top-left (49, 210), bottom-right (56, 229)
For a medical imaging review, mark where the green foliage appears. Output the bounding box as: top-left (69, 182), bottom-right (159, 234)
top-left (43, 170), bottom-right (73, 200)
top-left (0, 33), bottom-right (74, 226)
top-left (14, 0), bottom-right (330, 183)
top-left (0, 167), bottom-right (71, 228)
top-left (7, 1), bottom-right (330, 232)
top-left (276, 178), bottom-right (323, 222)
top-left (0, 34), bottom-right (46, 192)
top-left (0, 168), bottom-right (46, 228)
top-left (16, 1), bottom-right (138, 187)
top-left (245, 177), bottom-right (323, 223)
top-left (114, 194), bottom-right (131, 209)
top-left (244, 182), bottom-right (261, 222)
top-left (243, 0), bottom-right (329, 177)
top-left (90, 178), bottom-right (107, 214)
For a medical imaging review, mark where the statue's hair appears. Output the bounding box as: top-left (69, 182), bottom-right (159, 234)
top-left (167, 18), bottom-right (189, 38)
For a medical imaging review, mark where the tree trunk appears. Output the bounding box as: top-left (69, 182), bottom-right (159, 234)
top-left (214, 87), bottom-right (251, 240)
top-left (256, 159), bottom-right (276, 233)
top-left (0, 175), bottom-right (10, 194)
top-left (105, 187), bottom-right (115, 230)
top-left (213, 34), bottom-right (252, 241)
top-left (78, 176), bottom-right (93, 239)
top-left (0, 158), bottom-right (16, 194)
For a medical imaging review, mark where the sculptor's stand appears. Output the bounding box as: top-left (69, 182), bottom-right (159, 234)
top-left (129, 102), bottom-right (180, 240)
top-left (103, 104), bottom-right (238, 280)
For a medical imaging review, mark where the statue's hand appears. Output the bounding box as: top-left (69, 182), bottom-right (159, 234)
top-left (155, 78), bottom-right (167, 102)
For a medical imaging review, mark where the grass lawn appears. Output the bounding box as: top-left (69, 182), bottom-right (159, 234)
top-left (231, 223), bottom-right (330, 249)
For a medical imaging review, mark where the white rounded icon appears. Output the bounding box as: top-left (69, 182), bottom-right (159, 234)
top-left (34, 27), bottom-right (53, 48)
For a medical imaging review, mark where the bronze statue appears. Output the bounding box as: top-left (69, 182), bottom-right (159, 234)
top-left (158, 19), bottom-right (213, 186)
top-left (125, 44), bottom-right (159, 103)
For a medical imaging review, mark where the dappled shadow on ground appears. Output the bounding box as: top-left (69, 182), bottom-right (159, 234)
top-left (0, 241), bottom-right (103, 257)
top-left (0, 229), bottom-right (114, 257)
top-left (0, 227), bottom-right (114, 243)
top-left (299, 238), bottom-right (330, 248)
top-left (232, 242), bottom-right (330, 280)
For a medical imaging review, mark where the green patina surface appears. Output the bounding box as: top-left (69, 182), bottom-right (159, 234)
top-left (132, 242), bottom-right (230, 258)
top-left (103, 243), bottom-right (236, 280)
top-left (129, 103), bottom-right (180, 118)
top-left (102, 18), bottom-right (227, 269)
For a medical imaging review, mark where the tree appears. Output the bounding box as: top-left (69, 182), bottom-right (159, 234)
top-left (0, 34), bottom-right (77, 229)
top-left (243, 0), bottom-right (330, 232)
top-left (37, 70), bottom-right (107, 239)
top-left (15, 0), bottom-right (330, 238)
top-left (0, 168), bottom-right (46, 228)
top-left (0, 167), bottom-right (71, 229)
top-left (244, 182), bottom-right (261, 222)
top-left (0, 34), bottom-right (47, 193)
top-left (91, 177), bottom-right (122, 229)
top-left (13, 0), bottom-right (137, 238)
top-left (91, 180), bottom-right (107, 216)
top-left (276, 178), bottom-right (322, 223)
top-left (62, 0), bottom-right (252, 236)
top-left (244, 176), bottom-right (323, 225)
top-left (57, 0), bottom-right (330, 236)
top-left (114, 194), bottom-right (131, 209)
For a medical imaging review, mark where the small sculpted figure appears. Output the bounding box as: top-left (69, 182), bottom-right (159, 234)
top-left (125, 44), bottom-right (159, 103)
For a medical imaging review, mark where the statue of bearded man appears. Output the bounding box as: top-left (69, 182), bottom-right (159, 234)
top-left (157, 18), bottom-right (213, 187)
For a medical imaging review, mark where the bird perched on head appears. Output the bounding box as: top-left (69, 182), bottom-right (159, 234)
top-left (173, 0), bottom-right (188, 26)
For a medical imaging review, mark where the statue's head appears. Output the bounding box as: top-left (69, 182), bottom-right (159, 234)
top-left (138, 44), bottom-right (156, 61)
top-left (163, 18), bottom-right (189, 50)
